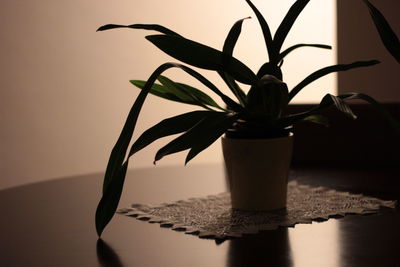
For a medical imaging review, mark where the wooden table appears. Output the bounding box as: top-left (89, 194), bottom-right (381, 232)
top-left (1, 164), bottom-right (399, 267)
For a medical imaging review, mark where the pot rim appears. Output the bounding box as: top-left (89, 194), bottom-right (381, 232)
top-left (222, 132), bottom-right (293, 141)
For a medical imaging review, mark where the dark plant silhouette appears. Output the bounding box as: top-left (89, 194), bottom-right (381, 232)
top-left (95, 0), bottom-right (400, 237)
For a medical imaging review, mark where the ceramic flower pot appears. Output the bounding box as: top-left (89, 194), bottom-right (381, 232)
top-left (222, 133), bottom-right (294, 211)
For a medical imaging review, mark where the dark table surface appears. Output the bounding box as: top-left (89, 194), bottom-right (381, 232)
top-left (1, 164), bottom-right (399, 267)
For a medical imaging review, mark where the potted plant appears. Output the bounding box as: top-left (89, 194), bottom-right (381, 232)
top-left (95, 0), bottom-right (400, 237)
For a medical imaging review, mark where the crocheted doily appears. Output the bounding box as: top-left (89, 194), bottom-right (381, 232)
top-left (117, 181), bottom-right (396, 239)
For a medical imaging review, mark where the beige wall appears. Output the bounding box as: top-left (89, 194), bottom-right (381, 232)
top-left (1, 0), bottom-right (335, 189)
top-left (337, 0), bottom-right (400, 100)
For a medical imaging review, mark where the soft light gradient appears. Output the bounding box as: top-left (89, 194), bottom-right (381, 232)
top-left (0, 0), bottom-right (336, 189)
top-left (289, 220), bottom-right (340, 267)
top-left (337, 0), bottom-right (400, 100)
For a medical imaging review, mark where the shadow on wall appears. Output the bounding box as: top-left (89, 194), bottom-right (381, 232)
top-left (337, 0), bottom-right (400, 101)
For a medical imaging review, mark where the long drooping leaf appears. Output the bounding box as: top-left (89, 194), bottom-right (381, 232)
top-left (97, 63), bottom-right (179, 237)
top-left (96, 161), bottom-right (128, 237)
top-left (154, 112), bottom-right (237, 163)
top-left (288, 60), bottom-right (380, 102)
top-left (96, 62), bottom-right (241, 237)
top-left (273, 0), bottom-right (310, 62)
top-left (278, 43), bottom-right (331, 62)
top-left (245, 0), bottom-right (275, 62)
top-left (102, 70), bottom-right (174, 194)
top-left (96, 23), bottom-right (182, 37)
top-left (129, 111), bottom-right (216, 156)
top-left (362, 0), bottom-right (400, 63)
top-left (146, 34), bottom-right (258, 85)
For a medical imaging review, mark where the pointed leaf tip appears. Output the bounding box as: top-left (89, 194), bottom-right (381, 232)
top-left (97, 25), bottom-right (108, 31)
top-left (96, 24), bottom-right (123, 32)
top-left (245, 0), bottom-right (275, 62)
top-left (274, 0), bottom-right (310, 60)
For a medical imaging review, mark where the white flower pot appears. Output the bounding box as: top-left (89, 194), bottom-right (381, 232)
top-left (222, 133), bottom-right (294, 211)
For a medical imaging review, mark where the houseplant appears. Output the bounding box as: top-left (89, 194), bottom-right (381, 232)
top-left (95, 0), bottom-right (400, 237)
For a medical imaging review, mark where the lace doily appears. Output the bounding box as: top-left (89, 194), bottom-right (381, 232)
top-left (118, 181), bottom-right (396, 239)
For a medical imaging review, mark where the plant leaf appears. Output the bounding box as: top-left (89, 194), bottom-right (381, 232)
top-left (96, 161), bottom-right (128, 237)
top-left (185, 113), bottom-right (240, 164)
top-left (278, 43), bottom-right (331, 62)
top-left (176, 65), bottom-right (245, 112)
top-left (96, 62), bottom-right (242, 237)
top-left (321, 94), bottom-right (357, 119)
top-left (362, 0), bottom-right (400, 63)
top-left (303, 114), bottom-right (329, 127)
top-left (130, 80), bottom-right (183, 103)
top-left (129, 111), bottom-right (216, 156)
top-left (177, 82), bottom-right (225, 110)
top-left (97, 63), bottom-right (179, 237)
top-left (288, 60), bottom-right (380, 102)
top-left (246, 75), bottom-right (289, 119)
top-left (153, 77), bottom-right (207, 109)
top-left (146, 34), bottom-right (258, 85)
top-left (131, 78), bottom-right (224, 110)
top-left (278, 93), bottom-right (400, 132)
top-left (223, 17), bottom-right (251, 56)
top-left (219, 17), bottom-right (250, 105)
top-left (278, 94), bottom-right (346, 127)
top-left (256, 62), bottom-right (283, 80)
top-left (157, 76), bottom-right (223, 110)
top-left (154, 112), bottom-right (237, 163)
top-left (176, 82), bottom-right (224, 110)
top-left (178, 64), bottom-right (245, 112)
top-left (96, 23), bottom-right (182, 37)
top-left (245, 0), bottom-right (275, 62)
top-left (218, 71), bottom-right (247, 106)
top-left (273, 0), bottom-right (310, 61)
